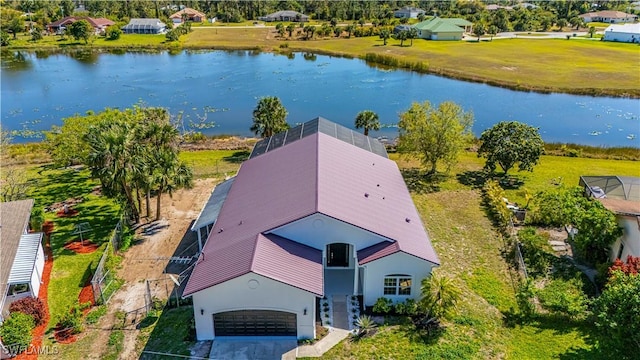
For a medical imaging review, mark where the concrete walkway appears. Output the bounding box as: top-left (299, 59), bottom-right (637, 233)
top-left (286, 328), bottom-right (351, 358)
top-left (331, 295), bottom-right (349, 329)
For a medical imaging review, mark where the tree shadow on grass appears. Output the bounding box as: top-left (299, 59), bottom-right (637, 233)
top-left (400, 168), bottom-right (447, 194)
top-left (222, 150), bottom-right (250, 164)
top-left (456, 170), bottom-right (525, 190)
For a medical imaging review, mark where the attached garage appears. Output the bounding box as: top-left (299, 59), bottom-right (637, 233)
top-left (214, 310), bottom-right (297, 336)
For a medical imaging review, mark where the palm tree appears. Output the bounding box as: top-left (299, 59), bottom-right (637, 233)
top-left (286, 24), bottom-right (295, 38)
top-left (419, 272), bottom-right (461, 319)
top-left (251, 97), bottom-right (289, 138)
top-left (355, 110), bottom-right (380, 136)
top-left (408, 28), bottom-right (418, 46)
top-left (379, 28), bottom-right (390, 45)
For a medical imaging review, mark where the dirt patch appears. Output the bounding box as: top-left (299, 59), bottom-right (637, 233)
top-left (45, 197), bottom-right (84, 213)
top-left (64, 240), bottom-right (99, 254)
top-left (13, 236), bottom-right (53, 360)
top-left (87, 178), bottom-right (218, 359)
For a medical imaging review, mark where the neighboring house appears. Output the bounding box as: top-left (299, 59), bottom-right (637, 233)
top-left (170, 8), bottom-right (206, 23)
top-left (47, 16), bottom-right (115, 35)
top-left (183, 117), bottom-right (439, 340)
top-left (413, 17), bottom-right (473, 40)
top-left (394, 7), bottom-right (426, 19)
top-left (0, 200), bottom-right (45, 322)
top-left (121, 19), bottom-right (167, 34)
top-left (579, 11), bottom-right (638, 24)
top-left (393, 24), bottom-right (412, 34)
top-left (486, 4), bottom-right (513, 11)
top-left (579, 176), bottom-right (640, 262)
top-left (603, 23), bottom-right (640, 43)
top-left (259, 10), bottom-right (309, 22)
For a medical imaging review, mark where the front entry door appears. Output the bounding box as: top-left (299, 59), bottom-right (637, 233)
top-left (327, 243), bottom-right (349, 267)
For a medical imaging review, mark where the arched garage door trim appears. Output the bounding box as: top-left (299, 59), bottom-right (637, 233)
top-left (213, 310), bottom-right (297, 336)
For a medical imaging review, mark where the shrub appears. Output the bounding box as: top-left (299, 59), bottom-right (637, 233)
top-left (538, 278), bottom-right (589, 319)
top-left (593, 271), bottom-right (640, 349)
top-left (9, 296), bottom-right (46, 326)
top-left (0, 312), bottom-right (35, 350)
top-left (59, 305), bottom-right (83, 334)
top-left (105, 25), bottom-right (121, 40)
top-left (372, 297), bottom-right (393, 314)
top-left (515, 279), bottom-right (536, 319)
top-left (517, 227), bottom-right (552, 276)
top-left (394, 298), bottom-right (417, 316)
top-left (482, 180), bottom-right (511, 231)
top-left (354, 315), bottom-right (377, 338)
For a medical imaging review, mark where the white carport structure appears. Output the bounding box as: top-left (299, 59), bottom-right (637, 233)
top-left (191, 177), bottom-right (235, 252)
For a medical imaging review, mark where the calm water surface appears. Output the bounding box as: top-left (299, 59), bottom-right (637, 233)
top-left (1, 49), bottom-right (639, 147)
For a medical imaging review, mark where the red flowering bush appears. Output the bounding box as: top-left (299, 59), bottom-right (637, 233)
top-left (9, 296), bottom-right (46, 326)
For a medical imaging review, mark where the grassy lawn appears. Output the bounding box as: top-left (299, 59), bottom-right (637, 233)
top-left (22, 166), bottom-right (121, 351)
top-left (179, 149), bottom-right (248, 179)
top-left (9, 33), bottom-right (172, 49)
top-left (319, 152), bottom-right (638, 359)
top-left (137, 306), bottom-right (195, 359)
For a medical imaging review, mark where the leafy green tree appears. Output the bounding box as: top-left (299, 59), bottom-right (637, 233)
top-left (1, 31), bottom-right (10, 46)
top-left (333, 26), bottom-right (342, 37)
top-left (330, 18), bottom-right (338, 27)
top-left (30, 25), bottom-right (43, 42)
top-left (358, 18), bottom-right (365, 27)
top-left (379, 28), bottom-right (390, 45)
top-left (398, 101), bottom-right (474, 175)
top-left (419, 272), bottom-right (461, 319)
top-left (1, 9), bottom-right (24, 39)
top-left (278, 26), bottom-right (286, 37)
top-left (487, 25), bottom-right (498, 41)
top-left (473, 23), bottom-right (485, 41)
top-left (45, 111), bottom-right (107, 167)
top-left (166, 29), bottom-right (179, 42)
top-left (345, 23), bottom-right (356, 38)
top-left (105, 25), bottom-right (121, 40)
top-left (69, 19), bottom-right (93, 44)
top-left (354, 110), bottom-right (380, 136)
top-left (478, 121), bottom-right (544, 174)
top-left (593, 271), bottom-right (640, 349)
top-left (588, 26), bottom-right (596, 38)
top-left (251, 96), bottom-right (289, 137)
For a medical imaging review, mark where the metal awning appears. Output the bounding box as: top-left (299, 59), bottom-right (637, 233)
top-left (8, 233), bottom-right (43, 284)
top-left (191, 177), bottom-right (235, 232)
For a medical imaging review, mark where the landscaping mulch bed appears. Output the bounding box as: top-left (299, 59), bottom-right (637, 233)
top-left (53, 326), bottom-right (77, 344)
top-left (78, 283), bottom-right (95, 314)
top-left (14, 236), bottom-right (53, 360)
top-left (63, 239), bottom-right (99, 254)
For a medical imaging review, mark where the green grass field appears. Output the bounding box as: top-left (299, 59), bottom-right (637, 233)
top-left (182, 28), bottom-right (640, 97)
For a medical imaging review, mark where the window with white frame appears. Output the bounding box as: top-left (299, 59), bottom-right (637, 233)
top-left (383, 274), bottom-right (412, 295)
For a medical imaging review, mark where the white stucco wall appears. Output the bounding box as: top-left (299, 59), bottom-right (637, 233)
top-left (610, 215), bottom-right (640, 262)
top-left (604, 31), bottom-right (639, 42)
top-left (270, 213), bottom-right (392, 253)
top-left (191, 272), bottom-right (316, 340)
top-left (360, 252), bottom-right (435, 307)
top-left (29, 243), bottom-right (45, 298)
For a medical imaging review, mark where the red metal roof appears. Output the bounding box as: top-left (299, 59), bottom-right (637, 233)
top-left (184, 128), bottom-right (439, 296)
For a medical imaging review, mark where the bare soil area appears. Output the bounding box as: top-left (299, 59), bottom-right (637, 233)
top-left (87, 178), bottom-right (217, 359)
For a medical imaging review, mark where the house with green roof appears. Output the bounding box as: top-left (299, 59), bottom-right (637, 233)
top-left (413, 17), bottom-right (473, 40)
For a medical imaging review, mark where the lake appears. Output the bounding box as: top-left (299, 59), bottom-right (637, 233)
top-left (1, 49), bottom-right (639, 147)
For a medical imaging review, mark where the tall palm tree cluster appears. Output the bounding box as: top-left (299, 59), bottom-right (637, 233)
top-left (85, 107), bottom-right (192, 223)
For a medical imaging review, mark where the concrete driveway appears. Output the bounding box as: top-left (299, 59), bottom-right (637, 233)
top-left (209, 337), bottom-right (298, 360)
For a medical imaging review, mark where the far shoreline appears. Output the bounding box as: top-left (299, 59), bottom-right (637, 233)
top-left (3, 38), bottom-right (639, 99)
